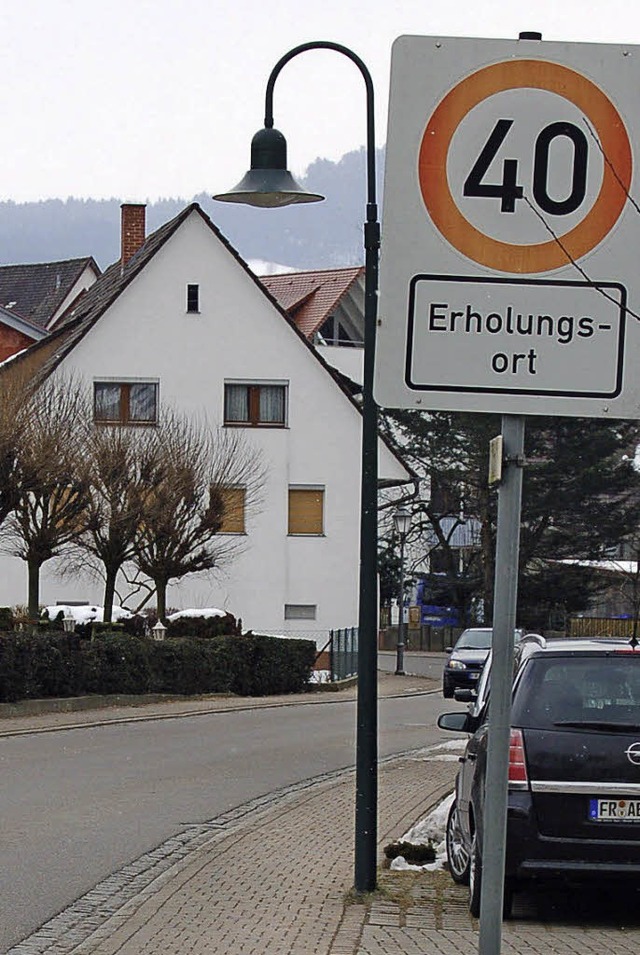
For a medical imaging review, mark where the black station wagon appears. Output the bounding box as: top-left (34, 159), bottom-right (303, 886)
top-left (438, 635), bottom-right (640, 918)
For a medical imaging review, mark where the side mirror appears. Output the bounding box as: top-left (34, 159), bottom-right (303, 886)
top-left (454, 688), bottom-right (477, 703)
top-left (445, 646), bottom-right (453, 654)
top-left (438, 711), bottom-right (473, 733)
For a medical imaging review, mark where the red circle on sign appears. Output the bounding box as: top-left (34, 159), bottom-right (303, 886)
top-left (418, 59), bottom-right (632, 273)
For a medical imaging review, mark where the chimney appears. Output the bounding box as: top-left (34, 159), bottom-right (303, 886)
top-left (121, 203), bottom-right (146, 268)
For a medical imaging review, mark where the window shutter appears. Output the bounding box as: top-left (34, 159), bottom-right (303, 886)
top-left (220, 487), bottom-right (246, 534)
top-left (288, 488), bottom-right (324, 535)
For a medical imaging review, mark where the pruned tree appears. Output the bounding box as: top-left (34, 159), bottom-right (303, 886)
top-left (0, 370), bottom-right (38, 528)
top-left (132, 413), bottom-right (265, 622)
top-left (68, 424), bottom-right (165, 623)
top-left (0, 378), bottom-right (91, 619)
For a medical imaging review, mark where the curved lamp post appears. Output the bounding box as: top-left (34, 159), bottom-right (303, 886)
top-left (393, 506), bottom-right (411, 675)
top-left (214, 41), bottom-right (380, 893)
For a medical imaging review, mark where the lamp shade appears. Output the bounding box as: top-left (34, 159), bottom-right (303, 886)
top-left (393, 505), bottom-right (411, 537)
top-left (213, 127), bottom-right (324, 208)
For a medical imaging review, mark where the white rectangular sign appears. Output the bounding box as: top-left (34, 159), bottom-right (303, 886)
top-left (375, 35), bottom-right (640, 417)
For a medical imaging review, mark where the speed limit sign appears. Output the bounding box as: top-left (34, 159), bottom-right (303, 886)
top-left (375, 35), bottom-right (640, 417)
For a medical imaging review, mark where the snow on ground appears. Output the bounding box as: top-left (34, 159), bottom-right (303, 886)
top-left (388, 738), bottom-right (467, 872)
top-left (412, 738), bottom-right (469, 762)
top-left (43, 604), bottom-right (133, 624)
top-left (308, 670), bottom-right (331, 684)
top-left (390, 791), bottom-right (454, 872)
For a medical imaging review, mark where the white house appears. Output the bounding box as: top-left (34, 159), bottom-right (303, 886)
top-left (0, 203), bottom-right (408, 638)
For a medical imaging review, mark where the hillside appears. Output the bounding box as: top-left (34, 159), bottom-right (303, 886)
top-left (0, 148), bottom-right (385, 272)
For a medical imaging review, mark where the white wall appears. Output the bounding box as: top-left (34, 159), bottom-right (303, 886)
top-left (0, 211), bottom-right (407, 637)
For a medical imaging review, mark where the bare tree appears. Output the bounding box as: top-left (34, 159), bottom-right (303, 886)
top-left (132, 414), bottom-right (265, 622)
top-left (0, 370), bottom-right (37, 528)
top-left (0, 378), bottom-right (91, 619)
top-left (69, 424), bottom-right (166, 623)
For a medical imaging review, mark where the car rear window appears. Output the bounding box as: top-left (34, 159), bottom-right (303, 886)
top-left (512, 655), bottom-right (640, 729)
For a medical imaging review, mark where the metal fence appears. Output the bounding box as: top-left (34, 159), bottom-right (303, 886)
top-left (327, 627), bottom-right (358, 681)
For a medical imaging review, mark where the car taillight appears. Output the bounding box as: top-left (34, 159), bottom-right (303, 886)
top-left (508, 728), bottom-right (528, 787)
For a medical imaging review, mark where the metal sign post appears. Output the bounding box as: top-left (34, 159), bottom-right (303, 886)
top-left (479, 415), bottom-right (525, 955)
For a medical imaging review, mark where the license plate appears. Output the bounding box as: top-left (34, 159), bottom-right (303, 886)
top-left (589, 798), bottom-right (640, 821)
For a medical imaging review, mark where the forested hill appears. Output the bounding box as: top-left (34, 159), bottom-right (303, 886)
top-left (0, 147), bottom-right (385, 272)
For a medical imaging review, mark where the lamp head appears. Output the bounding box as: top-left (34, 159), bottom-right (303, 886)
top-left (393, 505), bottom-right (412, 537)
top-left (213, 127), bottom-right (324, 208)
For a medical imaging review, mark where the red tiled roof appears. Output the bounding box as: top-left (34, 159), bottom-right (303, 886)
top-left (261, 267), bottom-right (363, 339)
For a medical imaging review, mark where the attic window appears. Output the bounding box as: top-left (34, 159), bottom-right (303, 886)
top-left (186, 284), bottom-right (200, 313)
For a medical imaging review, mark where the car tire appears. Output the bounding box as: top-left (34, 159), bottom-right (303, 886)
top-left (468, 832), bottom-right (515, 920)
top-left (468, 831), bottom-right (482, 918)
top-left (442, 680), bottom-right (454, 699)
top-left (446, 799), bottom-right (470, 884)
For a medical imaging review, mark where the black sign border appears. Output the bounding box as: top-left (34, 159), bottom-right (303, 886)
top-left (405, 274), bottom-right (627, 399)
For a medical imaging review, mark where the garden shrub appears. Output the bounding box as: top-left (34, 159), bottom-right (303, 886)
top-left (0, 607), bottom-right (14, 631)
top-left (0, 629), bottom-right (317, 702)
top-left (81, 632), bottom-right (153, 695)
top-left (166, 612), bottom-right (242, 639)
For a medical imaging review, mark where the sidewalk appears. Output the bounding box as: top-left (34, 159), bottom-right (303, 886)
top-left (6, 674), bottom-right (640, 955)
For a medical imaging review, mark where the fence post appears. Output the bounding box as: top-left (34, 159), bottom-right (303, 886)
top-left (329, 629), bottom-right (335, 682)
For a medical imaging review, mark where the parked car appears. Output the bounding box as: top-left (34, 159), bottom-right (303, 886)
top-left (442, 627), bottom-right (524, 698)
top-left (438, 635), bottom-right (640, 918)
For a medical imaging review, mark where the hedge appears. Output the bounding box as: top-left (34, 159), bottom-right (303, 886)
top-left (0, 630), bottom-right (317, 703)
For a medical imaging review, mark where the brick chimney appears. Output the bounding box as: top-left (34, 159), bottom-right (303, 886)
top-left (120, 203), bottom-right (146, 268)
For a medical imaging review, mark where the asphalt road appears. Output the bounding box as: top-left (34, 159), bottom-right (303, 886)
top-left (0, 689), bottom-right (455, 951)
top-left (378, 649), bottom-right (448, 682)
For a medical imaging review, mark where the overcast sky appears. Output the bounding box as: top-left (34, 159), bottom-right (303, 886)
top-left (2, 1), bottom-right (640, 203)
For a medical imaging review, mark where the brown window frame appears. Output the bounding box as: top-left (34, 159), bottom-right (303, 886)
top-left (93, 381), bottom-right (158, 426)
top-left (224, 382), bottom-right (287, 428)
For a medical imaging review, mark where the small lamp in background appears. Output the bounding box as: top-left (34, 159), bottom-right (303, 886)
top-left (393, 506), bottom-right (412, 676)
top-left (62, 612), bottom-right (76, 634)
top-left (152, 620), bottom-right (167, 642)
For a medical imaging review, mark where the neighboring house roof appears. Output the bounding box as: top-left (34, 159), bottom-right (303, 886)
top-left (261, 267), bottom-right (363, 340)
top-left (0, 257), bottom-right (100, 329)
top-left (0, 303), bottom-right (48, 340)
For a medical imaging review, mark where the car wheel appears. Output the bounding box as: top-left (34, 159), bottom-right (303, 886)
top-left (442, 680), bottom-right (454, 699)
top-left (446, 799), bottom-right (470, 884)
top-left (468, 831), bottom-right (482, 918)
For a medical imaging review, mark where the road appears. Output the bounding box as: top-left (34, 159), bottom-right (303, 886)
top-left (378, 649), bottom-right (447, 682)
top-left (0, 688), bottom-right (455, 951)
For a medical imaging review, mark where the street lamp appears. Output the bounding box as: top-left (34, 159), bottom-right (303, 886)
top-left (393, 506), bottom-right (411, 676)
top-left (214, 41), bottom-right (380, 894)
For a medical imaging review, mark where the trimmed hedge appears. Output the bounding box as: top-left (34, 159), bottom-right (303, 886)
top-left (166, 613), bottom-right (242, 639)
top-left (0, 631), bottom-right (317, 703)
